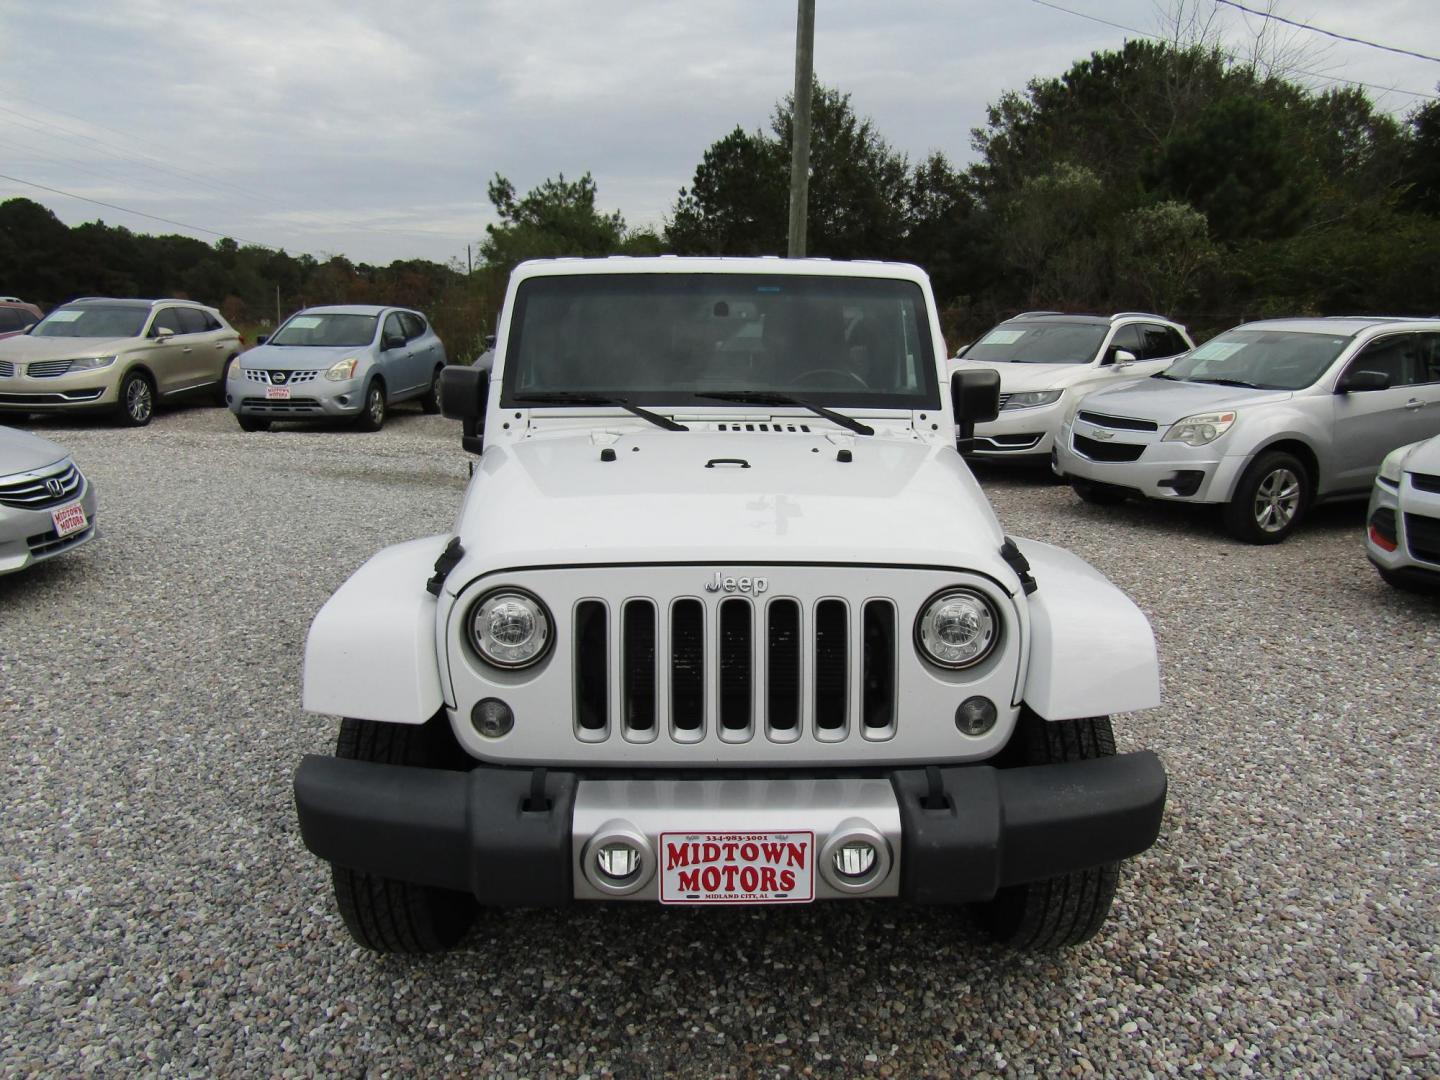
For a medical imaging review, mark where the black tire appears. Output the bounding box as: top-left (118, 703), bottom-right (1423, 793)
top-left (1070, 478), bottom-right (1126, 506)
top-left (117, 370), bottom-right (155, 427)
top-left (215, 356), bottom-right (236, 405)
top-left (237, 415), bottom-right (271, 432)
top-left (1222, 450), bottom-right (1310, 544)
top-left (1378, 566), bottom-right (1439, 594)
top-left (971, 711), bottom-right (1120, 950)
top-left (329, 716), bottom-right (477, 953)
top-left (355, 381), bottom-right (387, 431)
top-left (421, 366), bottom-right (444, 414)
top-left (0, 412), bottom-right (29, 425)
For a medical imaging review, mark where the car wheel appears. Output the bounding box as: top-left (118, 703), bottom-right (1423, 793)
top-left (971, 710), bottom-right (1119, 950)
top-left (329, 716), bottom-right (478, 953)
top-left (422, 366), bottom-right (444, 414)
top-left (1070, 479), bottom-right (1126, 506)
top-left (117, 371), bottom-right (155, 427)
top-left (1222, 451), bottom-right (1309, 544)
top-left (1378, 566), bottom-right (1437, 594)
top-left (237, 415), bottom-right (271, 432)
top-left (355, 381), bottom-right (387, 431)
top-left (215, 357), bottom-right (236, 405)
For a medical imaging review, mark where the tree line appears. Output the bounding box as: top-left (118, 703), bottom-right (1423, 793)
top-left (3, 39), bottom-right (1437, 353)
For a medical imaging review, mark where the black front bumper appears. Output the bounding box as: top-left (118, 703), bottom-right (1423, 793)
top-left (294, 753), bottom-right (1167, 905)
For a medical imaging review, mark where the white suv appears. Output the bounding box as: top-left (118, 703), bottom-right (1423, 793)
top-left (1366, 434), bottom-right (1440, 590)
top-left (952, 312), bottom-right (1192, 463)
top-left (292, 257), bottom-right (1167, 954)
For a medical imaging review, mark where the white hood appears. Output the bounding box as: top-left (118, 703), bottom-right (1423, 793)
top-left (1400, 434), bottom-right (1440, 476)
top-left (952, 358), bottom-right (1096, 392)
top-left (446, 430), bottom-right (1013, 587)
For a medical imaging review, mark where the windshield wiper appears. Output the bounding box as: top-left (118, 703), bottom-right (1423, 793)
top-left (694, 391), bottom-right (874, 436)
top-left (511, 392), bottom-right (689, 432)
top-left (1189, 377), bottom-right (1263, 389)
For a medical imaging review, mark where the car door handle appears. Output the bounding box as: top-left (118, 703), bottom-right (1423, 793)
top-left (1405, 399), bottom-right (1424, 410)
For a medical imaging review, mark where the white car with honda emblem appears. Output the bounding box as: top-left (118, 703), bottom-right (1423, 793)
top-left (0, 424), bottom-right (97, 574)
top-left (293, 257), bottom-right (1168, 953)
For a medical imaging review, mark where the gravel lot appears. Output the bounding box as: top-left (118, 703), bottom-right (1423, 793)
top-left (2, 402), bottom-right (1437, 1077)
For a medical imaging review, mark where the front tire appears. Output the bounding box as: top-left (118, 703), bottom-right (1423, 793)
top-left (329, 716), bottom-right (477, 953)
top-left (971, 711), bottom-right (1120, 949)
top-left (1071, 479), bottom-right (1126, 506)
top-left (421, 366), bottom-right (444, 414)
top-left (237, 415), bottom-right (271, 432)
top-left (1222, 451), bottom-right (1309, 544)
top-left (117, 370), bottom-right (155, 427)
top-left (355, 381), bottom-right (387, 431)
top-left (215, 357), bottom-right (236, 405)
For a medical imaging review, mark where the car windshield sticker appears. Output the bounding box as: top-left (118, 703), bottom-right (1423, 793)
top-left (1190, 340), bottom-right (1245, 362)
top-left (287, 316), bottom-right (323, 329)
top-left (47, 310), bottom-right (84, 322)
top-left (980, 329), bottom-right (1025, 345)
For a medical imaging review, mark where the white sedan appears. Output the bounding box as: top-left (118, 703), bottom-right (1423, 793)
top-left (0, 424), bottom-right (97, 574)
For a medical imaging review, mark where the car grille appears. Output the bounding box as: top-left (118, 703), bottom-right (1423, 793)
top-left (0, 389), bottom-right (104, 405)
top-left (27, 523), bottom-right (94, 557)
top-left (0, 462), bottom-right (83, 509)
top-left (1411, 472), bottom-right (1440, 495)
top-left (996, 393), bottom-right (1012, 409)
top-left (1076, 410), bottom-right (1158, 432)
top-left (240, 396), bottom-right (322, 412)
top-left (1405, 513), bottom-right (1440, 564)
top-left (1073, 433), bottom-right (1145, 462)
top-left (246, 369), bottom-right (319, 385)
top-left (0, 360), bottom-right (13, 377)
top-left (26, 359), bottom-right (75, 378)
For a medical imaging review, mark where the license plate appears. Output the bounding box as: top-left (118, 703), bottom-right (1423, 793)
top-left (265, 386), bottom-right (291, 400)
top-left (51, 501), bottom-right (87, 538)
top-left (658, 831), bottom-right (814, 904)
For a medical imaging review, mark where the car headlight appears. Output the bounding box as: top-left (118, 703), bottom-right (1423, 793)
top-left (325, 358), bottom-right (361, 381)
top-left (468, 589), bottom-right (552, 668)
top-left (228, 360), bottom-right (247, 380)
top-left (1378, 442), bottom-right (1419, 485)
top-left (1162, 411), bottom-right (1236, 447)
top-left (915, 589), bottom-right (999, 669)
top-left (68, 355), bottom-right (116, 370)
top-left (1001, 389), bottom-right (1062, 410)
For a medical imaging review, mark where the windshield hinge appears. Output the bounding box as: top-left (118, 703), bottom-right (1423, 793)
top-left (1000, 537), bottom-right (1037, 596)
top-left (426, 537), bottom-right (465, 596)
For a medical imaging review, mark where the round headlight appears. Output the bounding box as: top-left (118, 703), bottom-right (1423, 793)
top-left (468, 589), bottom-right (552, 668)
top-left (915, 589), bottom-right (999, 669)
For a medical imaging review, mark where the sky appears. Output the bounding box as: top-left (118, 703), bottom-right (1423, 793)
top-left (0, 0), bottom-right (1436, 267)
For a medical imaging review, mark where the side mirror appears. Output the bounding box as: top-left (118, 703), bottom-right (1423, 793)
top-left (1112, 348), bottom-right (1137, 368)
top-left (256, 334), bottom-right (269, 346)
top-left (383, 332), bottom-right (406, 350)
top-left (1338, 369), bottom-right (1390, 393)
top-left (20, 322), bottom-right (35, 334)
top-left (154, 326), bottom-right (175, 339)
top-left (951, 368), bottom-right (1001, 455)
top-left (440, 365), bottom-right (489, 454)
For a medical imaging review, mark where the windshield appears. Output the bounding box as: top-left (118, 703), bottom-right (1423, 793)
top-left (1162, 329), bottom-right (1351, 391)
top-left (500, 273), bottom-right (939, 409)
top-left (32, 305), bottom-right (148, 339)
top-left (962, 321), bottom-right (1108, 364)
top-left (270, 313), bottom-right (378, 348)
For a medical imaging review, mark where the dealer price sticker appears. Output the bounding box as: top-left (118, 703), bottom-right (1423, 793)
top-left (50, 502), bottom-right (87, 538)
top-left (658, 831), bottom-right (814, 904)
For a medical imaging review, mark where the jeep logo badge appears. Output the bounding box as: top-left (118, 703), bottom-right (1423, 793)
top-left (704, 572), bottom-right (768, 596)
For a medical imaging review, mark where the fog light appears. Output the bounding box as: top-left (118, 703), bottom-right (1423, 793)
top-left (596, 841), bottom-right (642, 881)
top-left (471, 698), bottom-right (514, 738)
top-left (955, 696), bottom-right (997, 736)
top-left (833, 841), bottom-right (877, 880)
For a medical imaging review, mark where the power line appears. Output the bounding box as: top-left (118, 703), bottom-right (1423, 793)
top-left (1213, 0), bottom-right (1440, 66)
top-left (1025, 0), bottom-right (1438, 100)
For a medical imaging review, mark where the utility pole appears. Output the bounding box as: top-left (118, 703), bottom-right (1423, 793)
top-left (786, 0), bottom-right (815, 258)
top-left (274, 284), bottom-right (280, 327)
top-left (467, 244), bottom-right (473, 275)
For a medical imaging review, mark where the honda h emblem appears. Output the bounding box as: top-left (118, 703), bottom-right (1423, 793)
top-left (45, 477), bottom-right (64, 497)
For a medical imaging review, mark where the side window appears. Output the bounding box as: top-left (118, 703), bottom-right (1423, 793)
top-left (1141, 324), bottom-right (1186, 360)
top-left (382, 313), bottom-right (406, 347)
top-left (0, 308), bottom-right (29, 332)
top-left (149, 308), bottom-right (181, 337)
top-left (202, 310), bottom-right (223, 332)
top-left (400, 312), bottom-right (426, 340)
top-left (175, 307), bottom-right (208, 335)
top-left (1345, 335), bottom-right (1419, 388)
top-left (1105, 324), bottom-right (1144, 363)
top-left (1412, 332), bottom-right (1440, 385)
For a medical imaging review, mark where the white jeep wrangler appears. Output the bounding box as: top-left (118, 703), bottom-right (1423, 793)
top-left (294, 257), bottom-right (1167, 953)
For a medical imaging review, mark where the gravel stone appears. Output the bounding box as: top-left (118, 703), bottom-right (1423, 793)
top-left (1, 407), bottom-right (1437, 1076)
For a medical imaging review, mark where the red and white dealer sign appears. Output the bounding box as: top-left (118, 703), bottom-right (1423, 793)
top-left (658, 831), bottom-right (814, 904)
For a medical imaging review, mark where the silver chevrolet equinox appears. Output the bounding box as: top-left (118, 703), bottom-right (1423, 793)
top-left (1053, 317), bottom-right (1440, 543)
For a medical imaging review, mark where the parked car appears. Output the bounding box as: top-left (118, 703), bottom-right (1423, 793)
top-left (952, 312), bottom-right (1193, 463)
top-left (0, 299), bottom-right (43, 339)
top-left (1365, 433), bottom-right (1440, 591)
top-left (0, 424), bottom-right (97, 574)
top-left (293, 256), bottom-right (1167, 955)
top-left (0, 297), bottom-right (241, 426)
top-left (1053, 317), bottom-right (1440, 543)
top-left (227, 305), bottom-right (446, 432)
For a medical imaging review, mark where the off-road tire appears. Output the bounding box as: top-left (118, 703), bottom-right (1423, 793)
top-left (117, 370), bottom-right (155, 427)
top-left (1070, 479), bottom-right (1126, 506)
top-left (237, 415), bottom-right (270, 432)
top-left (972, 711), bottom-right (1120, 950)
top-left (1222, 450), bottom-right (1310, 544)
top-left (329, 716), bottom-right (477, 953)
top-left (421, 366), bottom-right (444, 413)
top-left (355, 381), bottom-right (387, 431)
